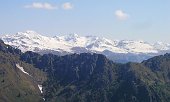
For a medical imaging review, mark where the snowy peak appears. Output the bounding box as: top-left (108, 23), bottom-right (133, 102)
top-left (62, 33), bottom-right (80, 42)
top-left (1, 31), bottom-right (170, 55)
top-left (117, 40), bottom-right (157, 53)
top-left (153, 42), bottom-right (170, 51)
top-left (66, 33), bottom-right (79, 38)
top-left (16, 30), bottom-right (43, 38)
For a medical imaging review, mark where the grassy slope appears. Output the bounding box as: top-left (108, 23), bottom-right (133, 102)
top-left (0, 51), bottom-right (47, 102)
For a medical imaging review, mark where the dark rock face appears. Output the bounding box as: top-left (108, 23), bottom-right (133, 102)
top-left (21, 52), bottom-right (170, 102)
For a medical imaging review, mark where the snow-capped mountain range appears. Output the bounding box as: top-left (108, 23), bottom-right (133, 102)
top-left (1, 31), bottom-right (170, 62)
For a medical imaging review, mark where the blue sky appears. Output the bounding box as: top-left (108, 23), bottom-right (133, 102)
top-left (0, 0), bottom-right (170, 42)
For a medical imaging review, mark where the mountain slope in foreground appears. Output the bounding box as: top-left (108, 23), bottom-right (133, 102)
top-left (0, 40), bottom-right (46, 102)
top-left (1, 31), bottom-right (170, 63)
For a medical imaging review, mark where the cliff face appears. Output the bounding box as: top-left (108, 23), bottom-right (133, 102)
top-left (21, 52), bottom-right (170, 102)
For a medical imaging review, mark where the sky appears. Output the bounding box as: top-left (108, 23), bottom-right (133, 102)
top-left (0, 0), bottom-right (170, 43)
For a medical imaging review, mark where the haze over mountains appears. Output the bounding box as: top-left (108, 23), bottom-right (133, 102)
top-left (1, 31), bottom-right (170, 63)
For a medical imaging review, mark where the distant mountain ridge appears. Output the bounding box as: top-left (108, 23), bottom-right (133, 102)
top-left (1, 31), bottom-right (170, 62)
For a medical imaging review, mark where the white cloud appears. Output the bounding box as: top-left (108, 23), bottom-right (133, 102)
top-left (24, 2), bottom-right (57, 10)
top-left (62, 2), bottom-right (73, 10)
top-left (115, 10), bottom-right (129, 21)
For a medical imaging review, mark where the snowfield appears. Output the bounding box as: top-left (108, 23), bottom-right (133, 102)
top-left (2, 30), bottom-right (169, 54)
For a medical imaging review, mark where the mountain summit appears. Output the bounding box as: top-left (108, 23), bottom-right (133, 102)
top-left (1, 31), bottom-right (170, 62)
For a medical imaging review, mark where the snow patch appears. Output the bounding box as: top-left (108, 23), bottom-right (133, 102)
top-left (16, 64), bottom-right (32, 77)
top-left (38, 84), bottom-right (43, 93)
top-left (43, 98), bottom-right (45, 101)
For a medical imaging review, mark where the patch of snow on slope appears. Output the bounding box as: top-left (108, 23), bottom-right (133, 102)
top-left (16, 64), bottom-right (32, 77)
top-left (38, 84), bottom-right (43, 93)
